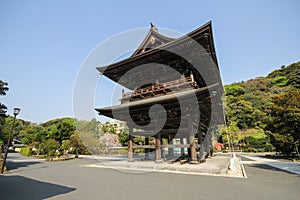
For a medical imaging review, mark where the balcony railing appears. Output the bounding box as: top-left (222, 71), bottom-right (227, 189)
top-left (121, 76), bottom-right (197, 103)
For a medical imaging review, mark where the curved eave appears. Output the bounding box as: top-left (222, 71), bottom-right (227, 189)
top-left (97, 21), bottom-right (218, 75)
top-left (95, 83), bottom-right (219, 116)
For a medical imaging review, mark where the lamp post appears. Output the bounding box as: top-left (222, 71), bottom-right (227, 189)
top-left (1, 108), bottom-right (21, 174)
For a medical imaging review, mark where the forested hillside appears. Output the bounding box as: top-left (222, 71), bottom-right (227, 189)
top-left (223, 61), bottom-right (300, 154)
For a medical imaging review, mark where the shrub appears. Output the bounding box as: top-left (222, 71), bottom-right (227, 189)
top-left (39, 155), bottom-right (48, 159)
top-left (251, 148), bottom-right (258, 153)
top-left (20, 147), bottom-right (32, 157)
top-left (0, 160), bottom-right (7, 172)
top-left (120, 148), bottom-right (128, 155)
top-left (257, 148), bottom-right (265, 153)
top-left (272, 76), bottom-right (288, 87)
top-left (222, 149), bottom-right (228, 153)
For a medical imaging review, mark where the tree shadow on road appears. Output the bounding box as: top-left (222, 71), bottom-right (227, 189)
top-left (0, 175), bottom-right (76, 200)
top-left (250, 163), bottom-right (300, 177)
top-left (6, 160), bottom-right (42, 171)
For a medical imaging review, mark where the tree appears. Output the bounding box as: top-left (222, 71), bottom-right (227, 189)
top-left (267, 91), bottom-right (300, 140)
top-left (0, 80), bottom-right (9, 152)
top-left (0, 117), bottom-right (25, 146)
top-left (40, 139), bottom-right (60, 156)
top-left (76, 118), bottom-right (100, 133)
top-left (268, 132), bottom-right (294, 154)
top-left (0, 80), bottom-right (9, 96)
top-left (226, 99), bottom-right (257, 129)
top-left (267, 61), bottom-right (300, 88)
top-left (70, 131), bottom-right (86, 154)
top-left (118, 129), bottom-right (129, 146)
top-left (44, 118), bottom-right (76, 144)
top-left (266, 90), bottom-right (300, 154)
top-left (224, 83), bottom-right (245, 96)
top-left (62, 140), bottom-right (71, 155)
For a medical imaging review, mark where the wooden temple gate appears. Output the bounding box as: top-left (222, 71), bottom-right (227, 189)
top-left (96, 22), bottom-right (224, 164)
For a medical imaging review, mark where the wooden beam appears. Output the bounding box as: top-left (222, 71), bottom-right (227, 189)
top-left (161, 144), bottom-right (190, 148)
top-left (132, 145), bottom-right (155, 149)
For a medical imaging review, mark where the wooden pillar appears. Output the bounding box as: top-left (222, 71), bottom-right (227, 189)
top-left (145, 137), bottom-right (149, 160)
top-left (168, 134), bottom-right (174, 158)
top-left (160, 137), bottom-right (164, 158)
top-left (154, 115), bottom-right (163, 162)
top-left (207, 132), bottom-right (213, 158)
top-left (128, 127), bottom-right (133, 162)
top-left (189, 135), bottom-right (197, 163)
top-left (180, 137), bottom-right (185, 155)
top-left (198, 128), bottom-right (205, 162)
top-left (155, 133), bottom-right (162, 162)
top-left (198, 130), bottom-right (202, 156)
top-left (189, 123), bottom-right (197, 164)
top-left (187, 136), bottom-right (191, 158)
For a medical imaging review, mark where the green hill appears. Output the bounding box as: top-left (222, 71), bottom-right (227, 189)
top-left (223, 61), bottom-right (300, 154)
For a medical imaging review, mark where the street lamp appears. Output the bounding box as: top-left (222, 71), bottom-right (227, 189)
top-left (1, 108), bottom-right (21, 174)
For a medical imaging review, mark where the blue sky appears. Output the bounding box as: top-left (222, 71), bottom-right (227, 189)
top-left (1, 0), bottom-right (299, 123)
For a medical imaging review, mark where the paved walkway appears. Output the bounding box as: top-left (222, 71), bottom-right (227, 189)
top-left (81, 154), bottom-right (234, 177)
top-left (241, 154), bottom-right (300, 175)
top-left (2, 153), bottom-right (299, 200)
top-left (82, 153), bottom-right (300, 176)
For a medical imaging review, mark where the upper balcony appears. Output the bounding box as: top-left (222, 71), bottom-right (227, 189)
top-left (120, 75), bottom-right (198, 103)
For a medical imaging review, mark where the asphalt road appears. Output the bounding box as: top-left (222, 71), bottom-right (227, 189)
top-left (0, 153), bottom-right (299, 200)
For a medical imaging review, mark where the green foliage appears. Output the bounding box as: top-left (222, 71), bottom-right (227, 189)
top-left (69, 131), bottom-right (86, 154)
top-left (268, 132), bottom-right (294, 154)
top-left (40, 139), bottom-right (60, 156)
top-left (225, 84), bottom-right (245, 96)
top-left (44, 118), bottom-right (76, 144)
top-left (100, 121), bottom-right (129, 147)
top-left (6, 117), bottom-right (87, 156)
top-left (19, 124), bottom-right (45, 145)
top-left (0, 80), bottom-right (9, 143)
top-left (272, 76), bottom-right (288, 87)
top-left (76, 118), bottom-right (100, 133)
top-left (266, 90), bottom-right (300, 139)
top-left (244, 136), bottom-right (268, 147)
top-left (62, 140), bottom-right (71, 151)
top-left (267, 62), bottom-right (300, 88)
top-left (224, 61), bottom-right (299, 154)
top-left (0, 80), bottom-right (9, 96)
top-left (0, 117), bottom-right (28, 145)
top-left (20, 147), bottom-right (32, 157)
top-left (265, 90), bottom-right (300, 153)
top-left (118, 129), bottom-right (129, 146)
top-left (226, 98), bottom-right (265, 129)
top-left (100, 122), bottom-right (117, 135)
top-left (21, 137), bottom-right (31, 145)
top-left (0, 103), bottom-right (7, 118)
